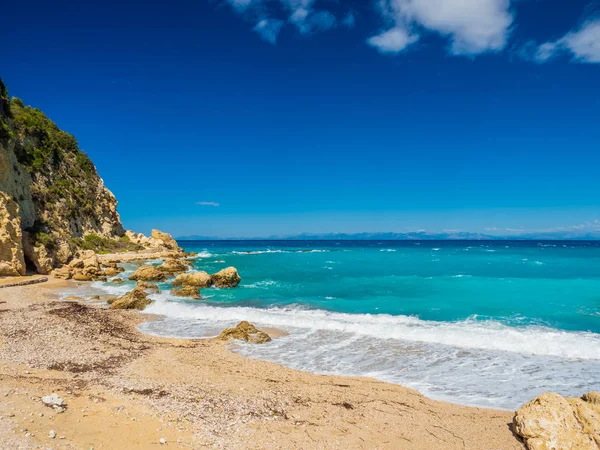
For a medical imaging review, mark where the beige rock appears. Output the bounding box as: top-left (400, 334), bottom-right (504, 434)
top-left (172, 271), bottom-right (212, 288)
top-left (151, 229), bottom-right (179, 250)
top-left (0, 192), bottom-right (26, 276)
top-left (111, 277), bottom-right (124, 284)
top-left (158, 258), bottom-right (189, 274)
top-left (171, 286), bottom-right (201, 299)
top-left (129, 265), bottom-right (167, 282)
top-left (218, 321), bottom-right (271, 344)
top-left (136, 281), bottom-right (160, 294)
top-left (103, 267), bottom-right (119, 277)
top-left (72, 273), bottom-right (93, 281)
top-left (211, 267), bottom-right (241, 288)
top-left (513, 391), bottom-right (600, 450)
top-left (51, 267), bottom-right (73, 280)
top-left (109, 286), bottom-right (152, 310)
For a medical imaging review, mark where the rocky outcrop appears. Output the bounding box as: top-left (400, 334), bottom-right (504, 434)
top-left (218, 321), bottom-right (271, 344)
top-left (513, 391), bottom-right (600, 450)
top-left (0, 192), bottom-right (25, 276)
top-left (211, 267), bottom-right (241, 288)
top-left (129, 265), bottom-right (167, 282)
top-left (172, 271), bottom-right (212, 288)
top-left (136, 281), bottom-right (160, 294)
top-left (171, 286), bottom-right (201, 299)
top-left (109, 286), bottom-right (152, 310)
top-left (151, 229), bottom-right (179, 250)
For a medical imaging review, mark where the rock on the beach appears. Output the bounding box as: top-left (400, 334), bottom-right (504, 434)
top-left (158, 258), bottom-right (189, 274)
top-left (109, 287), bottom-right (152, 310)
top-left (72, 273), bottom-right (93, 281)
top-left (51, 267), bottom-right (73, 280)
top-left (151, 229), bottom-right (179, 250)
top-left (49, 429), bottom-right (56, 439)
top-left (42, 393), bottom-right (66, 412)
top-left (172, 271), bottom-right (212, 288)
top-left (129, 265), bottom-right (167, 282)
top-left (218, 321), bottom-right (271, 344)
top-left (513, 391), bottom-right (600, 450)
top-left (211, 267), bottom-right (241, 288)
top-left (171, 286), bottom-right (201, 299)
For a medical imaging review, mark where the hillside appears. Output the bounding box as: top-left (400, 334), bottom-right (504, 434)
top-left (0, 79), bottom-right (152, 275)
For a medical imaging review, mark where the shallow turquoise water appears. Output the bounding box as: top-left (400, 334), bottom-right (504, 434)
top-left (90, 240), bottom-right (600, 409)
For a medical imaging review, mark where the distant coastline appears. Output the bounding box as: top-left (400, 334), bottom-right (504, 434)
top-left (177, 232), bottom-right (600, 241)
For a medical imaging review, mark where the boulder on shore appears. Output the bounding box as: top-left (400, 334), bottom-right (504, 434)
top-left (151, 229), bottom-right (179, 250)
top-left (218, 321), bottom-right (271, 344)
top-left (172, 271), bottom-right (212, 288)
top-left (109, 286), bottom-right (152, 310)
top-left (171, 286), bottom-right (201, 299)
top-left (129, 265), bottom-right (167, 282)
top-left (211, 267), bottom-right (241, 288)
top-left (0, 192), bottom-right (26, 276)
top-left (513, 391), bottom-right (600, 450)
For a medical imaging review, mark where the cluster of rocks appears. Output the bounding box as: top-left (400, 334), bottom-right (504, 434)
top-left (218, 321), bottom-right (272, 344)
top-left (514, 391), bottom-right (600, 450)
top-left (50, 250), bottom-right (124, 281)
top-left (170, 267), bottom-right (241, 299)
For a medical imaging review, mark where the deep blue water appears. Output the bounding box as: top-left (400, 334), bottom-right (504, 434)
top-left (87, 240), bottom-right (600, 409)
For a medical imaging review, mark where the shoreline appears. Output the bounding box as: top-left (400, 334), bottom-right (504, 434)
top-left (0, 276), bottom-right (525, 449)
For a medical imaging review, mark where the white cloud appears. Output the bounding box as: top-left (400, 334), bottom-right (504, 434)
top-left (532, 19), bottom-right (600, 63)
top-left (342, 11), bottom-right (355, 28)
top-left (367, 27), bottom-right (419, 53)
top-left (368, 0), bottom-right (514, 56)
top-left (196, 201), bottom-right (220, 207)
top-left (254, 18), bottom-right (284, 43)
top-left (223, 0), bottom-right (342, 43)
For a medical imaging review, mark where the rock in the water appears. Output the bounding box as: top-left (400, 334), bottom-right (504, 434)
top-left (171, 286), bottom-right (201, 299)
top-left (218, 321), bottom-right (271, 344)
top-left (136, 281), bottom-right (160, 294)
top-left (111, 277), bottom-right (124, 284)
top-left (72, 273), bottom-right (93, 281)
top-left (0, 192), bottom-right (26, 276)
top-left (172, 271), bottom-right (212, 288)
top-left (513, 391), bottom-right (600, 450)
top-left (129, 265), bottom-right (167, 282)
top-left (211, 267), bottom-right (241, 288)
top-left (103, 267), bottom-right (120, 277)
top-left (158, 258), bottom-right (188, 274)
top-left (109, 287), bottom-right (152, 310)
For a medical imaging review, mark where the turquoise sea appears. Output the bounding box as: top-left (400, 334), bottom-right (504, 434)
top-left (86, 240), bottom-right (600, 410)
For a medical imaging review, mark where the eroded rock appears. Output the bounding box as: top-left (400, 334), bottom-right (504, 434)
top-left (514, 391), bottom-right (600, 450)
top-left (172, 271), bottom-right (212, 288)
top-left (171, 286), bottom-right (201, 299)
top-left (109, 286), bottom-right (152, 310)
top-left (0, 192), bottom-right (26, 276)
top-left (129, 265), bottom-right (167, 282)
top-left (211, 267), bottom-right (241, 288)
top-left (218, 321), bottom-right (271, 344)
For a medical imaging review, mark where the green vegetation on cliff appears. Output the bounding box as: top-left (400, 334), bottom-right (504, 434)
top-left (70, 234), bottom-right (144, 254)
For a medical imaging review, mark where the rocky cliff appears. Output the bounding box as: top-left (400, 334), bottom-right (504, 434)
top-left (0, 78), bottom-right (151, 275)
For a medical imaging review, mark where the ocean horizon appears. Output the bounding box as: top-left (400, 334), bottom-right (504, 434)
top-left (69, 239), bottom-right (600, 411)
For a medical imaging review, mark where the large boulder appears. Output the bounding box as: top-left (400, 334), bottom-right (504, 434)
top-left (0, 192), bottom-right (26, 276)
top-left (109, 286), bottom-right (152, 310)
top-left (172, 271), bottom-right (212, 288)
top-left (513, 391), bottom-right (600, 450)
top-left (171, 286), bottom-right (201, 299)
top-left (211, 267), bottom-right (241, 288)
top-left (218, 321), bottom-right (271, 344)
top-left (151, 229), bottom-right (179, 250)
top-left (129, 265), bottom-right (167, 282)
top-left (136, 281), bottom-right (160, 294)
top-left (158, 258), bottom-right (189, 274)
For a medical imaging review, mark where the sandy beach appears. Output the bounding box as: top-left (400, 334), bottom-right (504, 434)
top-left (0, 277), bottom-right (525, 449)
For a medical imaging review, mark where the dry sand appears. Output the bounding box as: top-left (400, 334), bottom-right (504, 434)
top-left (0, 277), bottom-right (525, 449)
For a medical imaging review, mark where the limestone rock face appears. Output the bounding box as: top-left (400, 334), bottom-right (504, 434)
top-left (0, 192), bottom-right (25, 276)
top-left (129, 265), bottom-right (167, 282)
top-left (513, 391), bottom-right (600, 450)
top-left (218, 321), bottom-right (271, 344)
top-left (171, 286), bottom-right (201, 299)
top-left (172, 271), bottom-right (212, 288)
top-left (211, 267), bottom-right (241, 288)
top-left (22, 231), bottom-right (54, 274)
top-left (109, 286), bottom-right (152, 310)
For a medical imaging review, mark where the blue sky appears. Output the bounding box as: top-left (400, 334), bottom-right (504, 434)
top-left (1, 0), bottom-right (599, 237)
